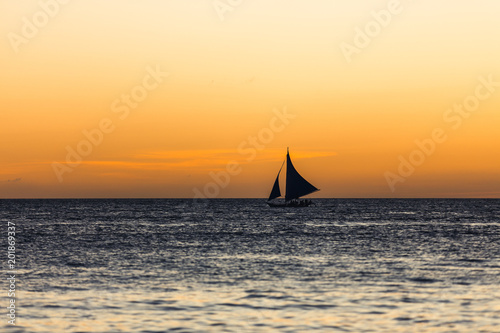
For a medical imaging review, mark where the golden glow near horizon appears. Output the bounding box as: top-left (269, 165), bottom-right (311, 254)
top-left (1, 0), bottom-right (499, 198)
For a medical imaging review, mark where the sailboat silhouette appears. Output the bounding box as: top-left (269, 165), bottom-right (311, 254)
top-left (267, 148), bottom-right (319, 207)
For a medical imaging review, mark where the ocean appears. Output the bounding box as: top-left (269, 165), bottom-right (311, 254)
top-left (2, 199), bottom-right (500, 332)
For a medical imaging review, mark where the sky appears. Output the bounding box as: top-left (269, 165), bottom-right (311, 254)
top-left (1, 0), bottom-right (499, 198)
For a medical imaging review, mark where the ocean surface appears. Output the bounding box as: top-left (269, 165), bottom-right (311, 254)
top-left (2, 199), bottom-right (500, 332)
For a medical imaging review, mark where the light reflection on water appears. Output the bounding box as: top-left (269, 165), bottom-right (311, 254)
top-left (19, 283), bottom-right (500, 332)
top-left (3, 199), bottom-right (500, 332)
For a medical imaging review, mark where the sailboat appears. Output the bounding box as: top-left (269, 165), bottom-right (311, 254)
top-left (267, 148), bottom-right (319, 207)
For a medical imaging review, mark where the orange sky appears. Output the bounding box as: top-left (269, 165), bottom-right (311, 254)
top-left (1, 0), bottom-right (499, 198)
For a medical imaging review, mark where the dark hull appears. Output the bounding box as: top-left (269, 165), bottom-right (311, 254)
top-left (267, 200), bottom-right (313, 207)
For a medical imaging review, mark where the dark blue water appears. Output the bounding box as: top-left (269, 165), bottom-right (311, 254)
top-left (2, 199), bottom-right (500, 332)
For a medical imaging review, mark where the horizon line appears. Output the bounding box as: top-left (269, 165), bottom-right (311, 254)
top-left (1, 197), bottom-right (499, 200)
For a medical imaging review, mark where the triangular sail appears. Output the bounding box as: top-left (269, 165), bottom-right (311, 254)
top-left (268, 161), bottom-right (284, 201)
top-left (285, 151), bottom-right (319, 201)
